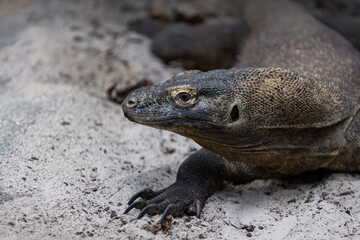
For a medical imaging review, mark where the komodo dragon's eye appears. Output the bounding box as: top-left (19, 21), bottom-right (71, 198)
top-left (177, 92), bottom-right (191, 102)
top-left (170, 87), bottom-right (197, 106)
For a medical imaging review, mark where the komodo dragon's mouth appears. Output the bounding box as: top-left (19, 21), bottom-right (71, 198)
top-left (123, 108), bottom-right (220, 128)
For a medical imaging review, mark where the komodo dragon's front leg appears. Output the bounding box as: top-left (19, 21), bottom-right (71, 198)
top-left (124, 148), bottom-right (274, 222)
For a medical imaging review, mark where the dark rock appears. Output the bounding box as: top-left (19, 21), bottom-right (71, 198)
top-left (152, 21), bottom-right (249, 71)
top-left (110, 211), bottom-right (117, 218)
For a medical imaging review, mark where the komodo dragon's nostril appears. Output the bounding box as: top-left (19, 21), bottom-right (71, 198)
top-left (126, 99), bottom-right (137, 108)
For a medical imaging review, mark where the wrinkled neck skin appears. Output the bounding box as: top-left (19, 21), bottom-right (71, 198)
top-left (175, 115), bottom-right (352, 175)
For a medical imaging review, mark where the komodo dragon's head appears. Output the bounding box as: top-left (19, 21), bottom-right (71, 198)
top-left (122, 67), bottom-right (353, 155)
top-left (122, 69), bottom-right (243, 143)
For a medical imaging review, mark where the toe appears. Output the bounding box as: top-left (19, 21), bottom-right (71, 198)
top-left (128, 188), bottom-right (157, 205)
top-left (160, 204), bottom-right (176, 224)
top-left (123, 199), bottom-right (146, 214)
top-left (186, 199), bottom-right (203, 218)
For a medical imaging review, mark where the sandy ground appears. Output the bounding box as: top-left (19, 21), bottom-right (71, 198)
top-left (0, 0), bottom-right (360, 239)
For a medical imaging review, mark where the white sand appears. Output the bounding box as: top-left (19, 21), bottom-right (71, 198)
top-left (0, 0), bottom-right (359, 239)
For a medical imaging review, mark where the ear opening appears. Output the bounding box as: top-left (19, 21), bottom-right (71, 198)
top-left (230, 105), bottom-right (239, 123)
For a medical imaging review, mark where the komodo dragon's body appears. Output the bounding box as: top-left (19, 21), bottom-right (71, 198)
top-left (122, 0), bottom-right (360, 222)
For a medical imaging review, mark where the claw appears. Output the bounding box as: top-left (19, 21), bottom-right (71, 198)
top-left (195, 199), bottom-right (202, 218)
top-left (160, 204), bottom-right (175, 224)
top-left (186, 199), bottom-right (203, 217)
top-left (128, 188), bottom-right (156, 205)
top-left (124, 180), bottom-right (208, 221)
top-left (137, 205), bottom-right (151, 219)
top-left (124, 200), bottom-right (146, 214)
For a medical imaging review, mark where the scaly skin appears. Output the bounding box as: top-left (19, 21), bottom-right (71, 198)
top-left (122, 0), bottom-right (360, 223)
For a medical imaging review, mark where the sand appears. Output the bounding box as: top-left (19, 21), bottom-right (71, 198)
top-left (0, 0), bottom-right (359, 239)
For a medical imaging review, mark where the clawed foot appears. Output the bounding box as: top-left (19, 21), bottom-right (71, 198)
top-left (124, 181), bottom-right (205, 224)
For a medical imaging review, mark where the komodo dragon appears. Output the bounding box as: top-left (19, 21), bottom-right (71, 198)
top-left (122, 0), bottom-right (360, 223)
